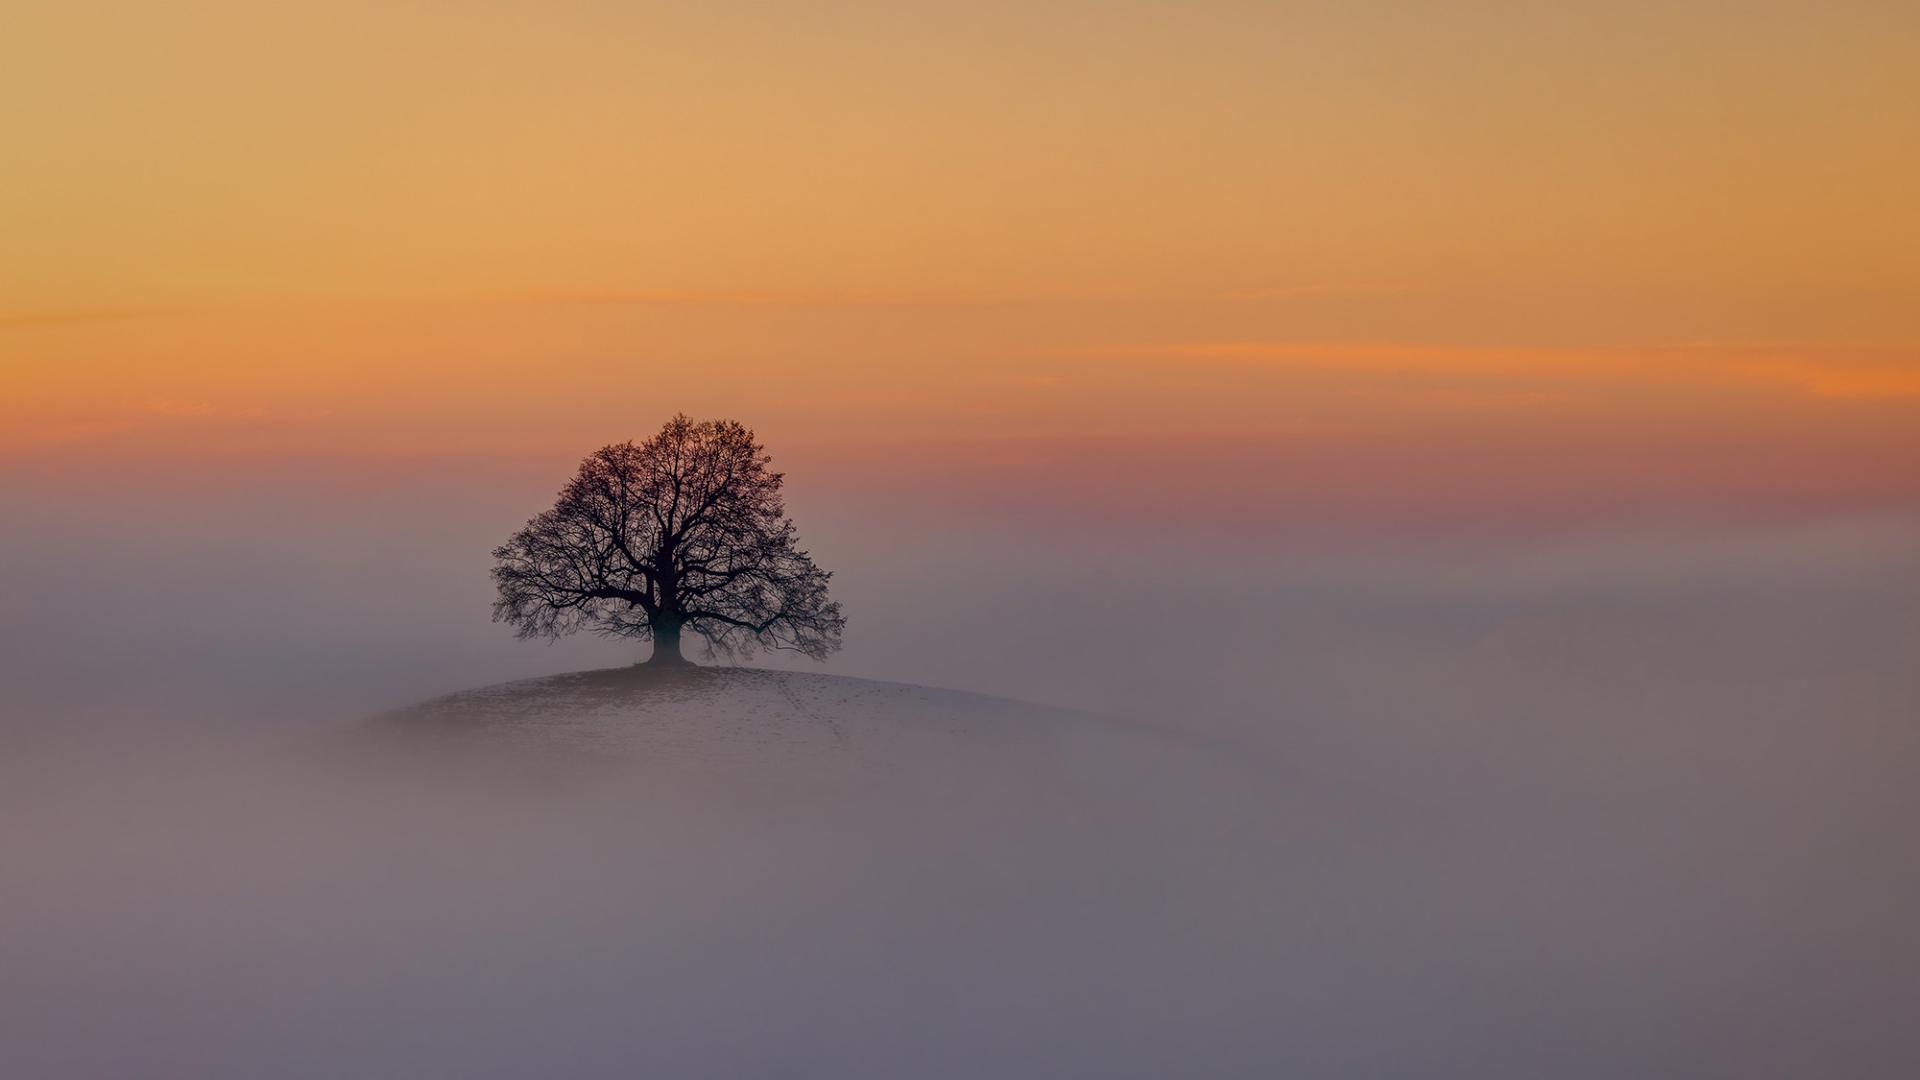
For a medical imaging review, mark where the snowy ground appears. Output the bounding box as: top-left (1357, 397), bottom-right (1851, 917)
top-left (378, 666), bottom-right (1090, 759)
top-left (367, 664), bottom-right (1274, 803)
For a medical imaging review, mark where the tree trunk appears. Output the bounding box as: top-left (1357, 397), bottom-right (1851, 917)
top-left (648, 621), bottom-right (689, 665)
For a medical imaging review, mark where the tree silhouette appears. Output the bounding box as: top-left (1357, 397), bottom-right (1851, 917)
top-left (491, 415), bottom-right (844, 665)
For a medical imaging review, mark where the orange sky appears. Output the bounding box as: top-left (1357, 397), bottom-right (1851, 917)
top-left (5, 1), bottom-right (1919, 520)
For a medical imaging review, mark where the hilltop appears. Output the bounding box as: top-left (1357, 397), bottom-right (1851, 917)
top-left (365, 665), bottom-right (1256, 794)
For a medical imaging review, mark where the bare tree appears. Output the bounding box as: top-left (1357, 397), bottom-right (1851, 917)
top-left (491, 415), bottom-right (845, 665)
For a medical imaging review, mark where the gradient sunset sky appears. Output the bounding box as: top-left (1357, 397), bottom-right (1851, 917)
top-left (6, 1), bottom-right (1918, 523)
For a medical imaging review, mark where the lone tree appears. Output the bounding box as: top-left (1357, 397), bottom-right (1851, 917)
top-left (491, 415), bottom-right (845, 665)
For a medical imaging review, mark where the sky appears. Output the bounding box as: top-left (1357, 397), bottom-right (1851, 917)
top-left (5, 0), bottom-right (1919, 723)
top-left (5, 5), bottom-right (1920, 1076)
top-left (4, 0), bottom-right (1918, 697)
top-left (4, 2), bottom-right (1917, 316)
top-left (6, 1), bottom-right (1920, 526)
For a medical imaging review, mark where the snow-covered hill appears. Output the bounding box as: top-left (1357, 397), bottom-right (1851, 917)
top-left (381, 666), bottom-right (1069, 751)
top-left (371, 664), bottom-right (1242, 781)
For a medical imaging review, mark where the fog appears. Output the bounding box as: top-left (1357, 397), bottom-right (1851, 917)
top-left (3, 460), bottom-right (1918, 1077)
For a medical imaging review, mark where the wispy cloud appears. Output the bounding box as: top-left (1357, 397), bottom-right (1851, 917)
top-left (1732, 359), bottom-right (1920, 400)
top-left (446, 288), bottom-right (1051, 308)
top-left (1212, 284), bottom-right (1422, 302)
top-left (0, 307), bottom-right (186, 332)
top-left (1063, 340), bottom-right (1920, 401)
top-left (139, 398), bottom-right (220, 418)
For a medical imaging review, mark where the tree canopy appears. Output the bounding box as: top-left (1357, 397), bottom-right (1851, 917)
top-left (491, 415), bottom-right (844, 664)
